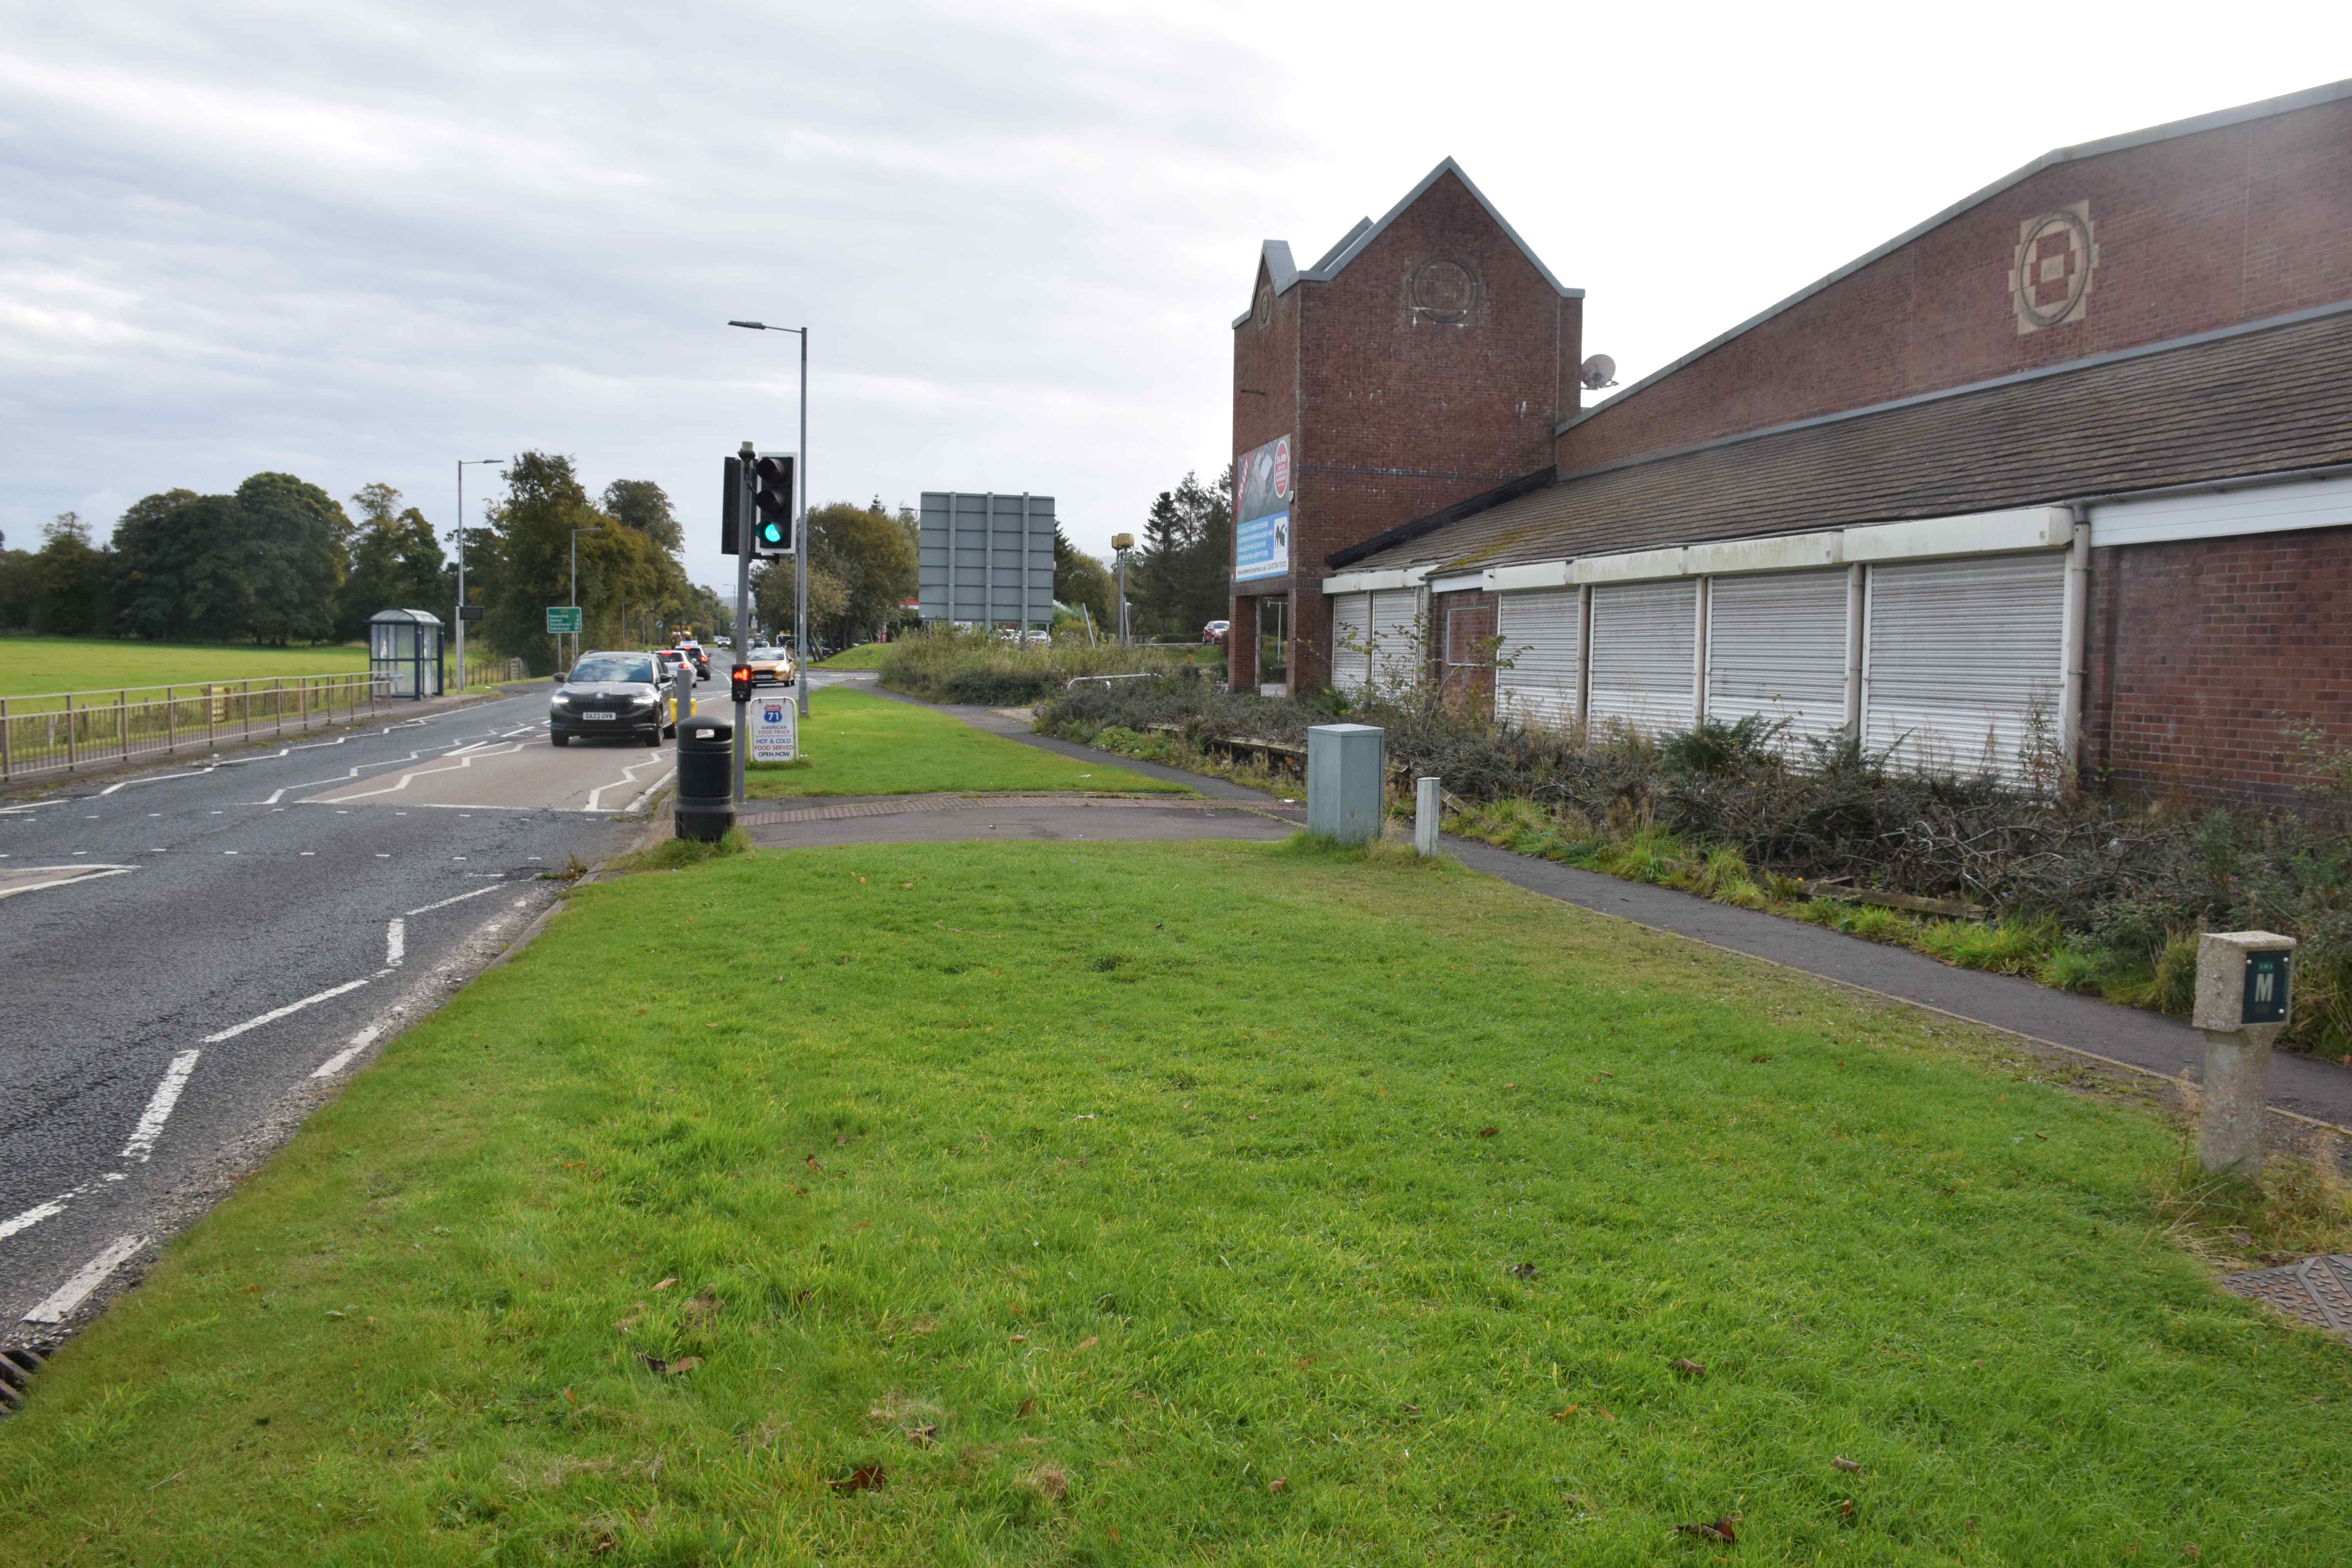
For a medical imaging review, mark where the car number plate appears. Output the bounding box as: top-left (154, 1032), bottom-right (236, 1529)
top-left (583, 711), bottom-right (616, 721)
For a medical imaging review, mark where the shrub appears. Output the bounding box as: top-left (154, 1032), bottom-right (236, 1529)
top-left (876, 626), bottom-right (1196, 706)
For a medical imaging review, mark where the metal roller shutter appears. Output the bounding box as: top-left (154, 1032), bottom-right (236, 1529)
top-left (1864, 553), bottom-right (2065, 781)
top-left (1368, 589), bottom-right (1422, 691)
top-left (1706, 569), bottom-right (1850, 748)
top-left (1588, 579), bottom-right (1698, 734)
top-left (1330, 593), bottom-right (1371, 694)
top-left (1494, 588), bottom-right (1581, 726)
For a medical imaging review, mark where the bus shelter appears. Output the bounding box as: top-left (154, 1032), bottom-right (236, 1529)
top-left (368, 607), bottom-right (445, 699)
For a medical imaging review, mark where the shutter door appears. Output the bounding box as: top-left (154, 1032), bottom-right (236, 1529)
top-left (1864, 553), bottom-right (2065, 781)
top-left (1330, 593), bottom-right (1371, 694)
top-left (1706, 569), bottom-right (1850, 748)
top-left (1588, 579), bottom-right (1697, 734)
top-left (1494, 588), bottom-right (1581, 726)
top-left (1369, 588), bottom-right (1422, 690)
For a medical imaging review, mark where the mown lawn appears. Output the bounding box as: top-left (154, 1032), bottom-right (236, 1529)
top-left (0, 634), bottom-right (371, 703)
top-left (815, 642), bottom-right (893, 670)
top-left (4, 838), bottom-right (2346, 1564)
top-left (748, 686), bottom-right (1187, 797)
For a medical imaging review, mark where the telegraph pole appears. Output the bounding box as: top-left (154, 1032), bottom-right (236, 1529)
top-left (454, 458), bottom-right (501, 690)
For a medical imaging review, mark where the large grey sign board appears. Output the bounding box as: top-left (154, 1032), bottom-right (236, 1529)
top-left (918, 492), bottom-right (1057, 627)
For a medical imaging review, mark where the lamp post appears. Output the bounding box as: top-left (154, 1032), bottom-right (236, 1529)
top-left (455, 458), bottom-right (503, 690)
top-left (568, 526), bottom-right (595, 673)
top-left (1110, 532), bottom-right (1136, 646)
top-left (726, 319), bottom-right (810, 717)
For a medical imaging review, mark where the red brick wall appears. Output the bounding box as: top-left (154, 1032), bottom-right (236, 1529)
top-left (1232, 169), bottom-right (1575, 692)
top-left (2085, 525), bottom-right (2352, 803)
top-left (1562, 94), bottom-right (2352, 473)
top-left (1230, 254), bottom-right (1301, 690)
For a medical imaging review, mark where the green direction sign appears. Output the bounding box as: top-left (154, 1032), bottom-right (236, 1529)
top-left (546, 606), bottom-right (582, 635)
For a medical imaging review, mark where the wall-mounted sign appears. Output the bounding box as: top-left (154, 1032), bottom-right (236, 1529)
top-left (2242, 949), bottom-right (2292, 1025)
top-left (1234, 434), bottom-right (1292, 583)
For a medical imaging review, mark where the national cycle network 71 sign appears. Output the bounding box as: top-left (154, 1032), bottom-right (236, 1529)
top-left (1234, 434), bottom-right (1291, 583)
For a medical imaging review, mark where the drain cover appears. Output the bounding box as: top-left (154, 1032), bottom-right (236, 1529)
top-left (2220, 1254), bottom-right (2352, 1339)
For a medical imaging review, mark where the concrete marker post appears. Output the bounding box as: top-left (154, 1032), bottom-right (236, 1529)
top-left (2190, 930), bottom-right (2297, 1176)
top-left (1414, 776), bottom-right (1440, 857)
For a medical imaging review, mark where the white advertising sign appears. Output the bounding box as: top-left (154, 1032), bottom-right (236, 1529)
top-left (751, 695), bottom-right (799, 762)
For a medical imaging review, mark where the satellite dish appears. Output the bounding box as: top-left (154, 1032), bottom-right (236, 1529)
top-left (1579, 354), bottom-right (1618, 391)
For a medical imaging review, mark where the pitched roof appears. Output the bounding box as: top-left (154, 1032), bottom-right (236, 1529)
top-left (1340, 301), bottom-right (2352, 575)
top-left (1559, 77), bottom-right (2352, 437)
top-left (1233, 158), bottom-right (1583, 328)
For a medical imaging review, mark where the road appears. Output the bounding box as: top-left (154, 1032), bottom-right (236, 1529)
top-left (0, 680), bottom-right (718, 1337)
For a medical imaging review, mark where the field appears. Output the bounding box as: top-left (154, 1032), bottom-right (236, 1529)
top-left (747, 686), bottom-right (1186, 797)
top-left (0, 634), bottom-right (371, 702)
top-left (4, 837), bottom-right (2347, 1564)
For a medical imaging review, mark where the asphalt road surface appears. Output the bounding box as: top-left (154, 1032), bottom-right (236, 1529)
top-left (0, 681), bottom-right (712, 1336)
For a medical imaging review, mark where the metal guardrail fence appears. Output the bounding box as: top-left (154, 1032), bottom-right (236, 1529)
top-left (0, 673), bottom-right (384, 783)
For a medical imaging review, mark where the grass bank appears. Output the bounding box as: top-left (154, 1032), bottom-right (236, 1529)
top-left (877, 626), bottom-right (1200, 705)
top-left (5, 838), bottom-right (2349, 1563)
top-left (815, 642), bottom-right (893, 670)
top-left (0, 634), bottom-right (371, 703)
top-left (746, 686), bottom-right (1187, 798)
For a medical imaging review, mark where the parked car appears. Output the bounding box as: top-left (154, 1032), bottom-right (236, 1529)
top-left (744, 644), bottom-right (797, 685)
top-left (1203, 619), bottom-right (1231, 646)
top-left (549, 650), bottom-right (675, 746)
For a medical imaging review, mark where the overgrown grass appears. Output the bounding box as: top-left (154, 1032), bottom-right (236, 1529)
top-left (7, 840), bottom-right (2352, 1563)
top-left (877, 626), bottom-right (1198, 705)
top-left (0, 633), bottom-right (371, 704)
top-left (744, 687), bottom-right (1189, 798)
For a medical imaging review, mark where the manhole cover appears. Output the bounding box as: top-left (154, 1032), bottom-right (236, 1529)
top-left (2220, 1254), bottom-right (2352, 1339)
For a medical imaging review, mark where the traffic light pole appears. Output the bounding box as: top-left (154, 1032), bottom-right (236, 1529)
top-left (733, 441), bottom-right (753, 805)
top-left (795, 327), bottom-right (809, 718)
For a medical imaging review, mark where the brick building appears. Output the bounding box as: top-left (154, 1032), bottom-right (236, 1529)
top-left (1234, 80), bottom-right (2352, 800)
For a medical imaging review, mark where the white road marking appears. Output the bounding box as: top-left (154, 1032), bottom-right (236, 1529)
top-left (386, 918), bottom-right (405, 967)
top-left (0, 1196), bottom-right (71, 1241)
top-left (201, 977), bottom-right (370, 1044)
top-left (587, 751), bottom-right (671, 813)
top-left (405, 881), bottom-right (510, 916)
top-left (0, 864), bottom-right (138, 901)
top-left (312, 1024), bottom-right (384, 1080)
top-left (23, 1234), bottom-right (148, 1324)
top-left (120, 1049), bottom-right (201, 1162)
top-left (257, 788), bottom-right (287, 806)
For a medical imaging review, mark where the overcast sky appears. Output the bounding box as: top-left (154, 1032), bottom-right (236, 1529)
top-left (4, 1), bottom-right (2346, 597)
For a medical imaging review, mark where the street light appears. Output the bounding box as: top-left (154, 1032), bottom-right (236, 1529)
top-left (455, 458), bottom-right (503, 690)
top-left (727, 319), bottom-right (809, 719)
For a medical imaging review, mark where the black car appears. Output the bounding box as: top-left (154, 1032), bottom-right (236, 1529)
top-left (549, 650), bottom-right (677, 746)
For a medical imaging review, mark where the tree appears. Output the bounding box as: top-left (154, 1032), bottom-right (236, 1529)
top-left (233, 474), bottom-right (348, 645)
top-left (109, 490), bottom-right (204, 640)
top-left (480, 453), bottom-right (704, 671)
top-left (1131, 468), bottom-right (1232, 638)
top-left (1053, 526), bottom-right (1114, 632)
top-left (31, 512), bottom-right (113, 637)
top-left (602, 479), bottom-right (683, 554)
top-left (751, 556), bottom-right (847, 641)
top-left (338, 484), bottom-right (450, 639)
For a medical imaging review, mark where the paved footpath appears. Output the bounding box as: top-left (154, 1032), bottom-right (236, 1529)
top-left (829, 674), bottom-right (2352, 1133)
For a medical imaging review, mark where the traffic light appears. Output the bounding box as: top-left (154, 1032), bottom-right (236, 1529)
top-left (751, 453), bottom-right (794, 557)
top-left (730, 664), bottom-right (755, 704)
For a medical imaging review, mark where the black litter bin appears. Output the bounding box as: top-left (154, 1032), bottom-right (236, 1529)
top-left (675, 714), bottom-right (735, 842)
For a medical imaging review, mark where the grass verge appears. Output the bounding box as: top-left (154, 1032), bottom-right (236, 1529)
top-left (4, 839), bottom-right (2349, 1563)
top-left (746, 687), bottom-right (1189, 798)
top-left (815, 643), bottom-right (893, 670)
top-left (0, 634), bottom-right (371, 704)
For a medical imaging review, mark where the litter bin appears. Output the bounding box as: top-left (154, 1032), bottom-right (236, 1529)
top-left (675, 713), bottom-right (735, 842)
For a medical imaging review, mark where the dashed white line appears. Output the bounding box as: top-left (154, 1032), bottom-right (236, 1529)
top-left (24, 1234), bottom-right (147, 1324)
top-left (0, 1196), bottom-right (70, 1241)
top-left (200, 977), bottom-right (370, 1044)
top-left (120, 1049), bottom-right (201, 1163)
top-left (312, 1024), bottom-right (384, 1080)
top-left (405, 882), bottom-right (510, 916)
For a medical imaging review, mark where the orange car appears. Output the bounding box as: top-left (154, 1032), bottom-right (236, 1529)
top-left (743, 644), bottom-right (797, 685)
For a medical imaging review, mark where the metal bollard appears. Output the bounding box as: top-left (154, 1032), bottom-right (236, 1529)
top-left (1414, 776), bottom-right (1440, 856)
top-left (675, 713), bottom-right (737, 842)
top-left (2190, 930), bottom-right (2296, 1176)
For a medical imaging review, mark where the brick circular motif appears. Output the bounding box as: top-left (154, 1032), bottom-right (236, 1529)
top-left (1411, 260), bottom-right (1476, 323)
top-left (1254, 282), bottom-right (1272, 326)
top-left (2015, 209), bottom-right (2093, 328)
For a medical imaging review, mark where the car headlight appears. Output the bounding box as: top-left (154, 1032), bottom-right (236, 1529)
top-left (552, 694), bottom-right (572, 706)
top-left (630, 692), bottom-right (657, 706)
